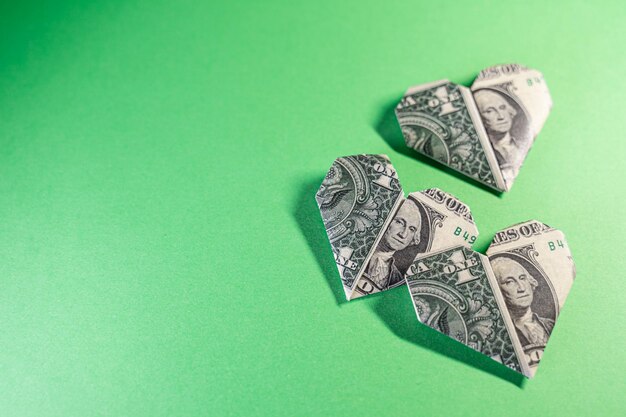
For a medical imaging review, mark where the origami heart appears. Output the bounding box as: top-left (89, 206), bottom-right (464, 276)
top-left (396, 63), bottom-right (552, 192)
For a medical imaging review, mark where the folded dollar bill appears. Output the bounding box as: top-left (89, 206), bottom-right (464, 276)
top-left (406, 217), bottom-right (575, 378)
top-left (396, 64), bottom-right (551, 192)
top-left (316, 155), bottom-right (575, 377)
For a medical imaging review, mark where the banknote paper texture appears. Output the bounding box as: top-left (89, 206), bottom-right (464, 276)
top-left (405, 215), bottom-right (575, 377)
top-left (316, 154), bottom-right (404, 300)
top-left (406, 246), bottom-right (531, 375)
top-left (353, 188), bottom-right (480, 299)
top-left (403, 189), bottom-right (531, 375)
top-left (472, 64), bottom-right (552, 188)
top-left (316, 155), bottom-right (480, 300)
top-left (396, 64), bottom-right (551, 192)
top-left (486, 220), bottom-right (575, 377)
top-left (396, 81), bottom-right (506, 191)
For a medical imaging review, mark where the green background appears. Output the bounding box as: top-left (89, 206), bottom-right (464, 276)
top-left (1, 0), bottom-right (624, 416)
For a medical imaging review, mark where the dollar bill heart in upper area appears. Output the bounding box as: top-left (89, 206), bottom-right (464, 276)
top-left (396, 64), bottom-right (552, 192)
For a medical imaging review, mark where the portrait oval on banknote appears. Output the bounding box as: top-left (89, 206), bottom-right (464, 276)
top-left (355, 197), bottom-right (429, 297)
top-left (473, 87), bottom-right (533, 153)
top-left (391, 197), bottom-right (433, 275)
top-left (490, 252), bottom-right (558, 364)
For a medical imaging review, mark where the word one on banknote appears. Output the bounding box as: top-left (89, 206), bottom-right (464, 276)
top-left (396, 63), bottom-right (551, 192)
top-left (315, 154), bottom-right (575, 378)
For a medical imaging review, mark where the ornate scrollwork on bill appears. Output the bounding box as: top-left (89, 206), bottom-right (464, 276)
top-left (316, 154), bottom-right (404, 300)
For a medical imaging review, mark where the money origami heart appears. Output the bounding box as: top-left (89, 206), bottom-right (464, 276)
top-left (396, 63), bottom-right (551, 192)
top-left (316, 154), bottom-right (575, 377)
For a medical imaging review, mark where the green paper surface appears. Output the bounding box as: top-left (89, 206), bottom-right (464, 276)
top-left (0, 1), bottom-right (624, 416)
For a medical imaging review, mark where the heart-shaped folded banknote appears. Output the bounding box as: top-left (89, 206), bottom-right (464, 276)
top-left (316, 154), bottom-right (575, 377)
top-left (396, 63), bottom-right (551, 192)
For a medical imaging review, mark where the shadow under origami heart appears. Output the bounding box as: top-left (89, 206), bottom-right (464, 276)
top-left (371, 286), bottom-right (526, 387)
top-left (372, 97), bottom-right (503, 197)
top-left (293, 176), bottom-right (347, 306)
